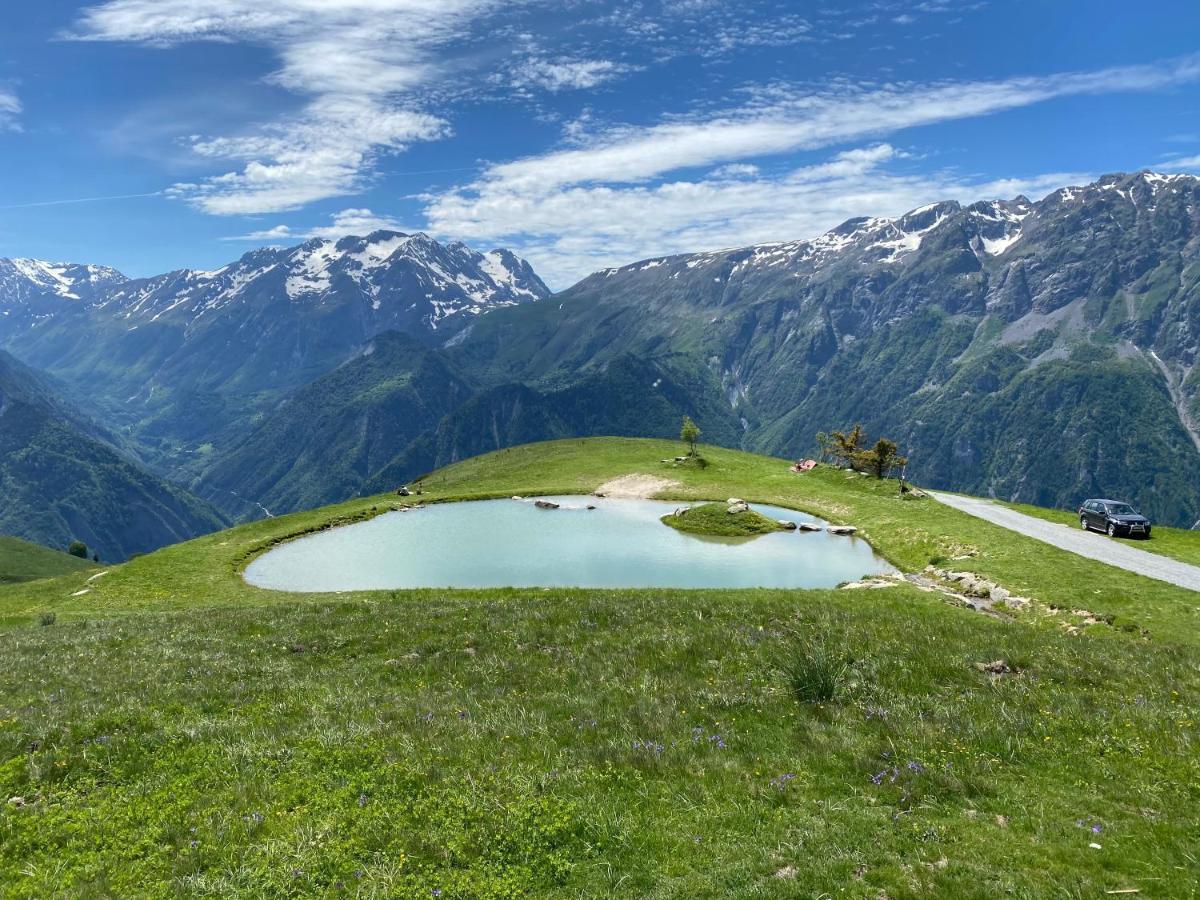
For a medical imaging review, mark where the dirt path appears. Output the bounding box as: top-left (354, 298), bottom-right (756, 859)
top-left (595, 474), bottom-right (682, 499)
top-left (930, 492), bottom-right (1200, 594)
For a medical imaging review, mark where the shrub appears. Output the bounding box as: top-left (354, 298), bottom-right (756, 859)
top-left (67, 540), bottom-right (88, 559)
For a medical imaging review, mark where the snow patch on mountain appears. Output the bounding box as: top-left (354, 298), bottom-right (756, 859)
top-left (0, 258), bottom-right (126, 303)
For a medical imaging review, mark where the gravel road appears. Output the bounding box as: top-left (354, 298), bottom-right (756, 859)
top-left (929, 492), bottom-right (1200, 594)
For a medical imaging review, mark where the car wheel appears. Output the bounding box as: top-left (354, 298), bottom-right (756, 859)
top-left (1107, 523), bottom-right (1117, 537)
top-left (1080, 517), bottom-right (1089, 531)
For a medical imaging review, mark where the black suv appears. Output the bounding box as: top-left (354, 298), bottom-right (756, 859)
top-left (1078, 499), bottom-right (1152, 538)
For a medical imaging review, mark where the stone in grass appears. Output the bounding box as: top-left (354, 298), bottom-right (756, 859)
top-left (662, 502), bottom-right (789, 537)
top-left (973, 659), bottom-right (1019, 676)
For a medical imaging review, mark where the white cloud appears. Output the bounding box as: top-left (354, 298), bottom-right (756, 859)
top-left (709, 163), bottom-right (761, 179)
top-left (469, 56), bottom-right (1200, 195)
top-left (421, 56), bottom-right (1200, 285)
top-left (71, 0), bottom-right (510, 213)
top-left (505, 56), bottom-right (634, 93)
top-left (226, 207), bottom-right (415, 241)
top-left (1159, 153), bottom-right (1200, 172)
top-left (0, 88), bottom-right (21, 131)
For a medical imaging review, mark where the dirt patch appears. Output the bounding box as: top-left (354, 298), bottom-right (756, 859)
top-left (595, 474), bottom-right (682, 499)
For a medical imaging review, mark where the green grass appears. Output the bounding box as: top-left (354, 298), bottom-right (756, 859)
top-left (660, 501), bottom-right (785, 536)
top-left (0, 535), bottom-right (95, 585)
top-left (1, 437), bottom-right (1199, 897)
top-left (1002, 500), bottom-right (1200, 568)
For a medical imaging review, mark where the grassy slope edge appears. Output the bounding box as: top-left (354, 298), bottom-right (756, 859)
top-left (0, 536), bottom-right (95, 585)
top-left (1, 437), bottom-right (1198, 898)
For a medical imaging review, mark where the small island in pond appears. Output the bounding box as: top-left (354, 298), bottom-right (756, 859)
top-left (661, 500), bottom-right (792, 537)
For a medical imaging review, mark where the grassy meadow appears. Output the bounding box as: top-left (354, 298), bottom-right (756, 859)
top-left (1, 438), bottom-right (1198, 897)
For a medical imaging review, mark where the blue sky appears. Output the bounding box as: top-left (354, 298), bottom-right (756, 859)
top-left (2, 0), bottom-right (1200, 287)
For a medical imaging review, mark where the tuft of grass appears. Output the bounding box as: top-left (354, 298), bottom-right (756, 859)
top-left (783, 636), bottom-right (850, 704)
top-left (37, 611), bottom-right (55, 627)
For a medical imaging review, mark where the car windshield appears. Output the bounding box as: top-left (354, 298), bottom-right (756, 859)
top-left (1106, 503), bottom-right (1136, 516)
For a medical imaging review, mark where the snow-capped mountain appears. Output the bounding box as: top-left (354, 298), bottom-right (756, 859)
top-left (597, 171), bottom-right (1198, 287)
top-left (86, 231), bottom-right (547, 333)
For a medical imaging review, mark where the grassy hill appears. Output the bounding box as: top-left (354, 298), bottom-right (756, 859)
top-left (0, 535), bottom-right (94, 585)
top-left (1, 438), bottom-right (1198, 896)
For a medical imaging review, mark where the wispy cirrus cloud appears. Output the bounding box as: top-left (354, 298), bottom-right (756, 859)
top-left (465, 56), bottom-right (1200, 194)
top-left (0, 88), bottom-right (21, 132)
top-left (69, 0), bottom-right (514, 214)
top-left (421, 55), bottom-right (1200, 284)
top-left (225, 207), bottom-right (415, 241)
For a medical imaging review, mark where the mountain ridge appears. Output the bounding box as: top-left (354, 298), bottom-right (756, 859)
top-left (2, 171), bottom-right (1198, 528)
top-left (447, 170), bottom-right (1200, 524)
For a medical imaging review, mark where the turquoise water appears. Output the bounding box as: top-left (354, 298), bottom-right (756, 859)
top-left (243, 496), bottom-right (894, 592)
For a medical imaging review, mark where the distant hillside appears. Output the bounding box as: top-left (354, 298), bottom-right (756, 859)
top-left (196, 332), bottom-right (476, 516)
top-left (197, 333), bottom-right (740, 516)
top-left (0, 535), bottom-right (95, 584)
top-left (365, 353), bottom-right (742, 495)
top-left (0, 351), bottom-right (227, 560)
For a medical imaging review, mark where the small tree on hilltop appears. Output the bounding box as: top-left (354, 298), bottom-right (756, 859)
top-left (681, 416), bottom-right (701, 457)
top-left (67, 540), bottom-right (88, 559)
top-left (856, 438), bottom-right (908, 480)
top-left (828, 424), bottom-right (867, 469)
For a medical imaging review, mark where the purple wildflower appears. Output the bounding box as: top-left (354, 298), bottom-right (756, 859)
top-left (770, 773), bottom-right (798, 790)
